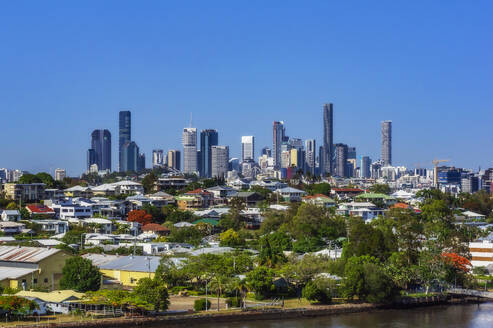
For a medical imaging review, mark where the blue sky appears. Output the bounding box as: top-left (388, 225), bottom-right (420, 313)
top-left (1, 1), bottom-right (492, 176)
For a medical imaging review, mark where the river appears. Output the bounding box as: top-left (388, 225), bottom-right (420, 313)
top-left (189, 303), bottom-right (493, 328)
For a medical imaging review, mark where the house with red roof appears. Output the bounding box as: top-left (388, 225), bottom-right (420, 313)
top-left (142, 223), bottom-right (170, 236)
top-left (25, 205), bottom-right (55, 218)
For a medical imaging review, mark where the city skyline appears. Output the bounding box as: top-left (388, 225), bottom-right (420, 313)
top-left (1, 2), bottom-right (492, 174)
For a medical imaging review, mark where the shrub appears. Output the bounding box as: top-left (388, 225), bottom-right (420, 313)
top-left (194, 298), bottom-right (211, 311)
top-left (302, 281), bottom-right (331, 304)
top-left (225, 297), bottom-right (243, 308)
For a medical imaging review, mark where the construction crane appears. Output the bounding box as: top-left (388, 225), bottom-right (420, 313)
top-left (432, 159), bottom-right (450, 188)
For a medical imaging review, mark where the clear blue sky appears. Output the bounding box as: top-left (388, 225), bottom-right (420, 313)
top-left (1, 1), bottom-right (492, 176)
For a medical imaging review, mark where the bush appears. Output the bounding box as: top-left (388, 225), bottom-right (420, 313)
top-left (194, 298), bottom-right (211, 311)
top-left (225, 297), bottom-right (243, 308)
top-left (302, 280), bottom-right (331, 304)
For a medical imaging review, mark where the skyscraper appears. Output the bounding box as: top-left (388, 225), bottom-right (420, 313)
top-left (241, 136), bottom-right (255, 162)
top-left (137, 153), bottom-right (146, 172)
top-left (305, 139), bottom-right (316, 175)
top-left (87, 129), bottom-right (111, 171)
top-left (335, 143), bottom-right (348, 178)
top-left (182, 127), bottom-right (197, 174)
top-left (211, 145), bottom-right (229, 179)
top-left (273, 121), bottom-right (285, 169)
top-left (121, 141), bottom-right (139, 172)
top-left (323, 103), bottom-right (334, 176)
top-left (119, 111), bottom-right (131, 172)
top-left (54, 168), bottom-right (66, 181)
top-left (360, 156), bottom-right (372, 178)
top-left (152, 149), bottom-right (164, 167)
top-left (381, 121), bottom-right (392, 166)
top-left (200, 129), bottom-right (219, 178)
top-left (167, 150), bottom-right (181, 171)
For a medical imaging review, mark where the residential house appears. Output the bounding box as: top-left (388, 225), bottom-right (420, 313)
top-left (0, 221), bottom-right (25, 235)
top-left (1, 210), bottom-right (21, 222)
top-left (274, 187), bottom-right (307, 202)
top-left (25, 205), bottom-right (55, 218)
top-left (302, 194), bottom-right (336, 208)
top-left (3, 183), bottom-right (46, 202)
top-left (236, 192), bottom-right (265, 206)
top-left (32, 220), bottom-right (69, 234)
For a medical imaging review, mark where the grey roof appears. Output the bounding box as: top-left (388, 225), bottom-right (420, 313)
top-left (2, 210), bottom-right (20, 215)
top-left (0, 267), bottom-right (38, 280)
top-left (98, 255), bottom-right (162, 272)
top-left (0, 246), bottom-right (61, 263)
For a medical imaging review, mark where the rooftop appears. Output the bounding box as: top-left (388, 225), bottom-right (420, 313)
top-left (0, 246), bottom-right (61, 263)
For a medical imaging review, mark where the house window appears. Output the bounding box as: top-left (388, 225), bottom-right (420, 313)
top-left (33, 279), bottom-right (37, 284)
top-left (44, 278), bottom-right (48, 283)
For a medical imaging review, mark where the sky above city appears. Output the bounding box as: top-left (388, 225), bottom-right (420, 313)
top-left (1, 1), bottom-right (492, 176)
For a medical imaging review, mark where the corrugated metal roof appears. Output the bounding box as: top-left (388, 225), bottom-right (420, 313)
top-left (16, 290), bottom-right (85, 303)
top-left (0, 246), bottom-right (60, 263)
top-left (0, 267), bottom-right (37, 280)
top-left (99, 255), bottom-right (161, 273)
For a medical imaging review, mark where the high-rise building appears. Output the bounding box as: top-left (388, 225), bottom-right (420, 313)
top-left (381, 121), bottom-right (392, 166)
top-left (360, 156), bottom-right (372, 178)
top-left (119, 111), bottom-right (131, 172)
top-left (200, 129), bottom-right (219, 178)
top-left (152, 149), bottom-right (164, 167)
top-left (54, 168), bottom-right (66, 181)
top-left (323, 103), bottom-right (334, 176)
top-left (304, 139), bottom-right (316, 175)
top-left (348, 147), bottom-right (356, 160)
top-left (137, 153), bottom-right (146, 172)
top-left (261, 147), bottom-right (272, 157)
top-left (241, 136), bottom-right (255, 162)
top-left (121, 141), bottom-right (139, 172)
top-left (335, 143), bottom-right (348, 178)
top-left (182, 128), bottom-right (197, 174)
top-left (88, 129), bottom-right (111, 171)
top-left (167, 150), bottom-right (181, 171)
top-left (273, 121), bottom-right (285, 169)
top-left (87, 149), bottom-right (97, 171)
top-left (211, 146), bottom-right (229, 179)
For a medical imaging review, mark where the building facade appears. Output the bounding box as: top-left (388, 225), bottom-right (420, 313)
top-left (88, 129), bottom-right (111, 171)
top-left (119, 111), bottom-right (131, 172)
top-left (360, 156), bottom-right (372, 178)
top-left (121, 141), bottom-right (139, 172)
top-left (152, 149), bottom-right (164, 167)
top-left (54, 169), bottom-right (66, 181)
top-left (182, 128), bottom-right (197, 174)
top-left (241, 136), bottom-right (255, 162)
top-left (323, 103), bottom-right (334, 176)
top-left (211, 146), bottom-right (229, 179)
top-left (273, 121), bottom-right (285, 169)
top-left (200, 129), bottom-right (219, 178)
top-left (167, 150), bottom-right (181, 171)
top-left (335, 143), bottom-right (348, 178)
top-left (381, 120), bottom-right (392, 166)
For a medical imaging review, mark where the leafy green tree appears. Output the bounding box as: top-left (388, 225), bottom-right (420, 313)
top-left (167, 226), bottom-right (204, 246)
top-left (62, 227), bottom-right (86, 245)
top-left (258, 235), bottom-right (286, 267)
top-left (344, 218), bottom-right (395, 261)
top-left (6, 202), bottom-right (17, 210)
top-left (60, 257), bottom-right (101, 292)
top-left (18, 173), bottom-right (42, 184)
top-left (304, 182), bottom-right (332, 196)
top-left (302, 278), bottom-right (333, 304)
top-left (246, 266), bottom-right (275, 300)
top-left (219, 228), bottom-right (245, 247)
top-left (133, 277), bottom-right (170, 311)
top-left (0, 296), bottom-right (38, 317)
top-left (368, 184), bottom-right (391, 195)
top-left (155, 256), bottom-right (191, 287)
top-left (292, 236), bottom-right (324, 253)
top-left (141, 172), bottom-right (157, 194)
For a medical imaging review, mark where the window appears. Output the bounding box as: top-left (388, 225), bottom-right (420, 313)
top-left (44, 278), bottom-right (48, 283)
top-left (33, 279), bottom-right (37, 284)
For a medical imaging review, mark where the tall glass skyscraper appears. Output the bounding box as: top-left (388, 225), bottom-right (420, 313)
top-left (87, 129), bottom-right (111, 171)
top-left (119, 111), bottom-right (131, 172)
top-left (200, 129), bottom-right (218, 178)
top-left (241, 136), bottom-right (255, 162)
top-left (335, 143), bottom-right (348, 178)
top-left (182, 127), bottom-right (197, 174)
top-left (272, 121), bottom-right (285, 169)
top-left (323, 103), bottom-right (334, 176)
top-left (381, 120), bottom-right (392, 166)
top-left (304, 139), bottom-right (316, 175)
top-left (121, 141), bottom-right (139, 172)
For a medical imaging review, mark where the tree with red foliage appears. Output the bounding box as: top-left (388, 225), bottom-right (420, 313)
top-left (127, 210), bottom-right (153, 225)
top-left (442, 252), bottom-right (471, 272)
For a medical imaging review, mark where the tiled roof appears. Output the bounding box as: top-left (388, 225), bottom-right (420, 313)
top-left (26, 205), bottom-right (54, 214)
top-left (142, 223), bottom-right (170, 232)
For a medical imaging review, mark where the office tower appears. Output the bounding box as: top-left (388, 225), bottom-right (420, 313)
top-left (87, 129), bottom-right (111, 171)
top-left (137, 153), bottom-right (146, 172)
top-left (121, 141), bottom-right (139, 172)
top-left (229, 158), bottom-right (240, 172)
top-left (152, 149), bottom-right (164, 167)
top-left (348, 147), bottom-right (356, 160)
top-left (323, 103), bottom-right (334, 175)
top-left (54, 169), bottom-right (66, 181)
top-left (167, 150), bottom-right (181, 171)
top-left (273, 121), bottom-right (285, 169)
top-left (381, 121), bottom-right (392, 166)
top-left (360, 156), bottom-right (372, 178)
top-left (261, 147), bottom-right (272, 157)
top-left (87, 149), bottom-right (97, 171)
top-left (241, 136), bottom-right (255, 162)
top-left (119, 111), bottom-right (131, 172)
top-left (461, 176), bottom-right (479, 193)
top-left (318, 145), bottom-right (324, 176)
top-left (182, 128), bottom-right (197, 174)
top-left (211, 146), bottom-right (229, 179)
top-left (335, 143), bottom-right (348, 177)
top-left (305, 139), bottom-right (316, 175)
top-left (200, 129), bottom-right (219, 177)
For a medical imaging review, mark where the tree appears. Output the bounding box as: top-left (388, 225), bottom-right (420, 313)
top-left (167, 226), bottom-right (204, 246)
top-left (133, 278), bottom-right (170, 311)
top-left (304, 183), bottom-right (331, 196)
top-left (60, 257), bottom-right (101, 292)
top-left (219, 229), bottom-right (245, 247)
top-left (6, 202), bottom-right (17, 210)
top-left (344, 218), bottom-right (395, 261)
top-left (302, 278), bottom-right (334, 304)
top-left (127, 209), bottom-right (153, 225)
top-left (258, 235), bottom-right (286, 267)
top-left (0, 296), bottom-right (38, 318)
top-left (246, 266), bottom-right (275, 300)
top-left (141, 172), bottom-right (157, 194)
top-left (368, 184), bottom-right (391, 195)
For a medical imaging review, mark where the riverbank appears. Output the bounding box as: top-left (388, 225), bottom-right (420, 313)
top-left (4, 295), bottom-right (487, 328)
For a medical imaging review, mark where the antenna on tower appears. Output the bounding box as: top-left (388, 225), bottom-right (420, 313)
top-left (189, 113), bottom-right (193, 128)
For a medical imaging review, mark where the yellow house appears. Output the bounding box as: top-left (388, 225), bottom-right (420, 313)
top-left (0, 246), bottom-right (72, 291)
top-left (83, 254), bottom-right (160, 287)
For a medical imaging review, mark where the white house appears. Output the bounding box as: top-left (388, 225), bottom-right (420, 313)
top-left (82, 218), bottom-right (113, 234)
top-left (0, 221), bottom-right (25, 235)
top-left (32, 220), bottom-right (69, 234)
top-left (1, 210), bottom-right (21, 222)
top-left (274, 187), bottom-right (307, 202)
